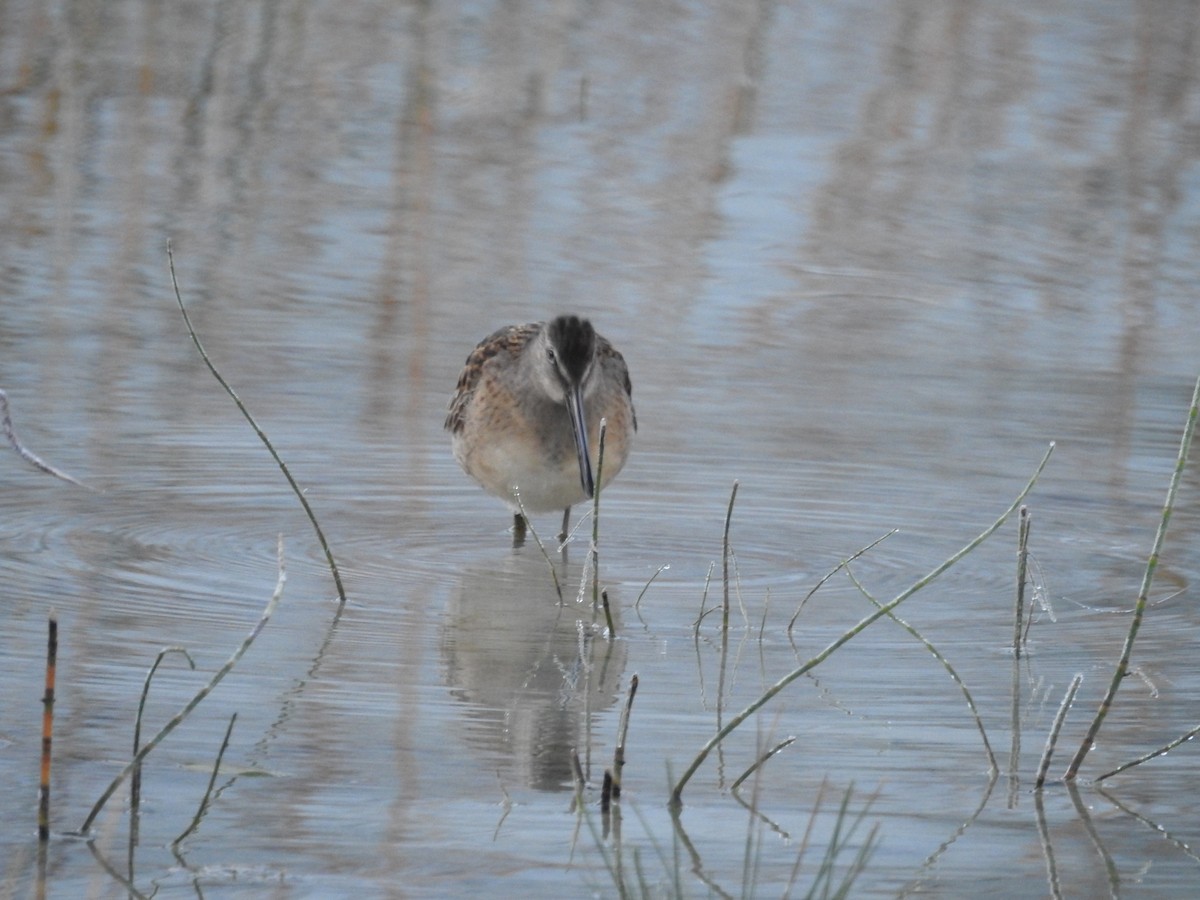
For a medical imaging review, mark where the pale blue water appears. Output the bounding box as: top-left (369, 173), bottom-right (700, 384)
top-left (2, 1), bottom-right (1199, 897)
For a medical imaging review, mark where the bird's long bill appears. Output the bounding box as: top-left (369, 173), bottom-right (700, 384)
top-left (566, 384), bottom-right (595, 499)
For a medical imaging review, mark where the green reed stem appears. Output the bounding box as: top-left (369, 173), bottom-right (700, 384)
top-left (1063, 375), bottom-right (1199, 781)
top-left (670, 442), bottom-right (1054, 808)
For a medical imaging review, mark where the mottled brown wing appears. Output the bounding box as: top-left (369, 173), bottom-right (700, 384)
top-left (596, 335), bottom-right (637, 432)
top-left (444, 322), bottom-right (542, 433)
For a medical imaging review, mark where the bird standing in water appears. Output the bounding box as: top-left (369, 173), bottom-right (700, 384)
top-left (445, 315), bottom-right (636, 544)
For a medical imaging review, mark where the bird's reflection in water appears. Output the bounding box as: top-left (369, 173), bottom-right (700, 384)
top-left (442, 549), bottom-right (627, 792)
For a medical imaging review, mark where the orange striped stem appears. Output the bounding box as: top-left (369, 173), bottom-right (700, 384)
top-left (38, 614), bottom-right (58, 842)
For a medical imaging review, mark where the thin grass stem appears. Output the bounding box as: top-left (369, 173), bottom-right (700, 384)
top-left (78, 537), bottom-right (286, 835)
top-left (782, 778), bottom-right (828, 900)
top-left (570, 748), bottom-right (586, 813)
top-left (612, 674), bottom-right (638, 800)
top-left (516, 491), bottom-right (564, 602)
top-left (132, 647), bottom-right (195, 818)
top-left (807, 783), bottom-right (880, 900)
top-left (757, 588), bottom-right (771, 648)
top-left (492, 771), bottom-right (514, 840)
top-left (693, 561), bottom-right (716, 634)
top-left (787, 530), bottom-right (899, 638)
top-left (1014, 505), bottom-right (1031, 658)
top-left (1036, 673), bottom-right (1082, 788)
top-left (600, 770), bottom-right (613, 814)
top-left (168, 242), bottom-right (346, 606)
top-left (600, 589), bottom-right (616, 637)
top-left (1064, 375), bottom-right (1199, 781)
top-left (846, 566), bottom-right (997, 775)
top-left (722, 480), bottom-right (738, 632)
top-left (592, 419), bottom-right (607, 612)
top-left (1, 389), bottom-right (91, 489)
top-left (730, 736), bottom-right (795, 793)
top-left (1094, 721), bottom-right (1200, 783)
top-left (173, 712), bottom-right (237, 845)
top-left (670, 443), bottom-right (1054, 808)
top-left (1007, 507), bottom-right (1033, 806)
top-left (633, 565), bottom-right (668, 615)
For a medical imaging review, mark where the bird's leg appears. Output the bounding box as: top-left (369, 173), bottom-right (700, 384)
top-left (512, 512), bottom-right (527, 548)
top-left (558, 507), bottom-right (571, 549)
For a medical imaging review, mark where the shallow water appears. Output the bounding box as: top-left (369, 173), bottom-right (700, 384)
top-left (2, 1), bottom-right (1200, 897)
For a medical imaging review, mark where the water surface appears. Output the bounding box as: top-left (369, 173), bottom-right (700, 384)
top-left (2, 1), bottom-right (1199, 897)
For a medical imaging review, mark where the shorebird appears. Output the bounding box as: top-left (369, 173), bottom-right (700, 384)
top-left (445, 315), bottom-right (636, 543)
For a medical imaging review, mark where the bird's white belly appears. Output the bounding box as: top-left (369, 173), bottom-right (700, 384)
top-left (455, 433), bottom-right (587, 512)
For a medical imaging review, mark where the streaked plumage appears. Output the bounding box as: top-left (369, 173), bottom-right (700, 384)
top-left (446, 315), bottom-right (635, 535)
